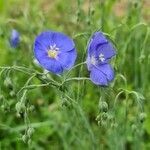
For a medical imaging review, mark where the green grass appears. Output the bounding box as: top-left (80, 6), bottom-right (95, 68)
top-left (0, 0), bottom-right (150, 149)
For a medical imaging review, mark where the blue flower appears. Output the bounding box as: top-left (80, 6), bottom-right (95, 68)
top-left (33, 31), bottom-right (77, 74)
top-left (86, 32), bottom-right (116, 86)
top-left (10, 29), bottom-right (20, 48)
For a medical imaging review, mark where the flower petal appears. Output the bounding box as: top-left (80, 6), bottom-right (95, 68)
top-left (34, 31), bottom-right (54, 52)
top-left (36, 56), bottom-right (63, 74)
top-left (10, 29), bottom-right (20, 48)
top-left (53, 32), bottom-right (75, 51)
top-left (57, 49), bottom-right (77, 70)
top-left (97, 64), bottom-right (114, 82)
top-left (90, 67), bottom-right (108, 86)
top-left (88, 32), bottom-right (108, 55)
top-left (96, 42), bottom-right (116, 60)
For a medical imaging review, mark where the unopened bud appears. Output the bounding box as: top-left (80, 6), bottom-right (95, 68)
top-left (96, 114), bottom-right (101, 121)
top-left (139, 55), bottom-right (145, 63)
top-left (15, 102), bottom-right (25, 113)
top-left (0, 95), bottom-right (4, 101)
top-left (22, 135), bottom-right (28, 143)
top-left (62, 99), bottom-right (71, 107)
top-left (98, 120), bottom-right (107, 127)
top-left (99, 101), bottom-right (108, 112)
top-left (4, 77), bottom-right (13, 89)
top-left (28, 139), bottom-right (32, 145)
top-left (139, 112), bottom-right (147, 123)
top-left (27, 127), bottom-right (35, 138)
top-left (111, 123), bottom-right (118, 128)
top-left (29, 105), bottom-right (35, 112)
top-left (9, 91), bottom-right (16, 97)
top-left (131, 124), bottom-right (137, 132)
top-left (101, 112), bottom-right (108, 120)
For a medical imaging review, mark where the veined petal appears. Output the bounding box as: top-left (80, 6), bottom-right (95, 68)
top-left (53, 32), bottom-right (75, 52)
top-left (96, 42), bottom-right (116, 60)
top-left (34, 31), bottom-right (54, 52)
top-left (36, 56), bottom-right (63, 74)
top-left (88, 32), bottom-right (108, 55)
top-left (33, 31), bottom-right (76, 74)
top-left (57, 48), bottom-right (77, 70)
top-left (96, 64), bottom-right (114, 82)
top-left (86, 55), bottom-right (96, 71)
top-left (90, 67), bottom-right (108, 86)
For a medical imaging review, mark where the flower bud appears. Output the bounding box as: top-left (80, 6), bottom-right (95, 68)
top-left (9, 91), bottom-right (16, 97)
top-left (22, 135), bottom-right (28, 143)
top-left (1, 103), bottom-right (10, 112)
top-left (101, 112), bottom-right (108, 120)
top-left (15, 102), bottom-right (25, 113)
top-left (99, 101), bottom-right (108, 112)
top-left (98, 120), bottom-right (107, 127)
top-left (139, 54), bottom-right (145, 63)
top-left (131, 124), bottom-right (137, 132)
top-left (1, 104), bottom-right (5, 110)
top-left (111, 123), bottom-right (118, 128)
top-left (62, 99), bottom-right (71, 107)
top-left (27, 127), bottom-right (35, 138)
top-left (28, 105), bottom-right (35, 112)
top-left (28, 139), bottom-right (32, 145)
top-left (4, 77), bottom-right (13, 89)
top-left (0, 95), bottom-right (4, 101)
top-left (96, 114), bottom-right (101, 121)
top-left (139, 112), bottom-right (147, 123)
top-left (10, 29), bottom-right (20, 48)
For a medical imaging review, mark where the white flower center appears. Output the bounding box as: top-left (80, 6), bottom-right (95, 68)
top-left (48, 44), bottom-right (59, 58)
top-left (99, 53), bottom-right (105, 62)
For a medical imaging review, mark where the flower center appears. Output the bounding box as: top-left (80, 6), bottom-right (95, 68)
top-left (99, 53), bottom-right (105, 62)
top-left (91, 56), bottom-right (97, 65)
top-left (47, 44), bottom-right (59, 58)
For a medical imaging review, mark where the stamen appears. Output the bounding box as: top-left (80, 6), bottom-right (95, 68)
top-left (99, 53), bottom-right (105, 62)
top-left (48, 44), bottom-right (59, 58)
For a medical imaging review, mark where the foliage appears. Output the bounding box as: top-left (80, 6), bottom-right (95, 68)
top-left (0, 0), bottom-right (149, 149)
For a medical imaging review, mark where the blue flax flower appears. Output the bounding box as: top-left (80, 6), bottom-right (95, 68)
top-left (10, 29), bottom-right (20, 48)
top-left (86, 32), bottom-right (116, 86)
top-left (34, 31), bottom-right (77, 74)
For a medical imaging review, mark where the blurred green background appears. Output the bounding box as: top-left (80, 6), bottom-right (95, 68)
top-left (0, 0), bottom-right (150, 149)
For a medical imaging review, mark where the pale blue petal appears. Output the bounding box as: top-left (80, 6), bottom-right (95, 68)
top-left (36, 56), bottom-right (63, 74)
top-left (96, 42), bottom-right (116, 60)
top-left (53, 32), bottom-right (75, 52)
top-left (96, 64), bottom-right (114, 81)
top-left (34, 31), bottom-right (54, 52)
top-left (90, 67), bottom-right (108, 86)
top-left (88, 32), bottom-right (108, 55)
top-left (57, 49), bottom-right (77, 70)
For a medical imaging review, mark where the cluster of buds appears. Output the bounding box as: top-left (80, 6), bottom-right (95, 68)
top-left (22, 127), bottom-right (35, 145)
